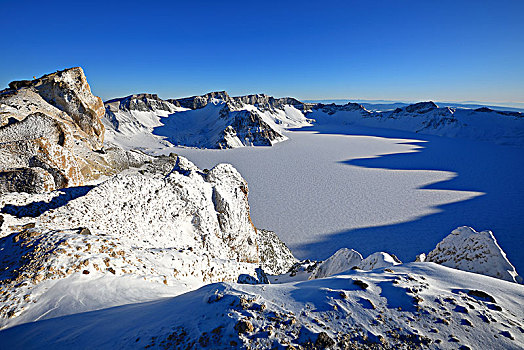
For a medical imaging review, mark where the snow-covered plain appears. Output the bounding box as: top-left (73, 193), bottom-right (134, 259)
top-left (167, 125), bottom-right (524, 274)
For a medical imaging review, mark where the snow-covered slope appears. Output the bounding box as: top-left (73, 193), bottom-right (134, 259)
top-left (103, 92), bottom-right (312, 150)
top-left (1, 263), bottom-right (523, 349)
top-left (103, 94), bottom-right (188, 151)
top-left (105, 94), bottom-right (523, 151)
top-left (0, 155), bottom-right (295, 329)
top-left (309, 101), bottom-right (524, 146)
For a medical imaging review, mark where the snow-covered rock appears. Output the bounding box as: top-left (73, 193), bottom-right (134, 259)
top-left (308, 100), bottom-right (524, 146)
top-left (357, 252), bottom-right (402, 271)
top-left (256, 229), bottom-right (296, 275)
top-left (309, 248), bottom-right (362, 279)
top-left (426, 226), bottom-right (522, 283)
top-left (0, 155), bottom-right (294, 328)
top-left (0, 68), bottom-right (148, 194)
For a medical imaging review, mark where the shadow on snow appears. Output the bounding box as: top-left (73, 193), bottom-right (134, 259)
top-left (289, 123), bottom-right (524, 273)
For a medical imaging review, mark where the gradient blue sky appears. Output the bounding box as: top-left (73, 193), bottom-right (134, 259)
top-left (1, 0), bottom-right (523, 103)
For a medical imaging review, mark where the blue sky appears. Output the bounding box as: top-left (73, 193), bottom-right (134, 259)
top-left (1, 0), bottom-right (523, 103)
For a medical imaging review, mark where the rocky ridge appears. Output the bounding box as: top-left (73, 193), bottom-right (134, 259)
top-left (425, 226), bottom-right (522, 283)
top-left (105, 89), bottom-right (524, 150)
top-left (103, 91), bottom-right (314, 150)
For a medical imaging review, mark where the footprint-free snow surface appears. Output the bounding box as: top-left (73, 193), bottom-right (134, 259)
top-left (167, 125), bottom-right (524, 273)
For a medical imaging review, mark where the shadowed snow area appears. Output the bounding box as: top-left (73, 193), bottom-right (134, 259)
top-left (168, 125), bottom-right (523, 273)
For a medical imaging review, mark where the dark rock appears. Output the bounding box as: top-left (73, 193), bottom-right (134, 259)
top-left (315, 332), bottom-right (335, 349)
top-left (78, 227), bottom-right (91, 235)
top-left (234, 319), bottom-right (254, 334)
top-left (467, 290), bottom-right (496, 303)
top-left (353, 279), bottom-right (368, 290)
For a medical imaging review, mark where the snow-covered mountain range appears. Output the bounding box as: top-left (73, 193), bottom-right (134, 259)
top-left (103, 92), bottom-right (524, 151)
top-left (1, 67), bottom-right (523, 349)
top-left (104, 92), bottom-right (312, 150)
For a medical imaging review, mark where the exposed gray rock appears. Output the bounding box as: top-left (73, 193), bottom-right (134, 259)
top-left (0, 168), bottom-right (55, 194)
top-left (174, 91), bottom-right (233, 110)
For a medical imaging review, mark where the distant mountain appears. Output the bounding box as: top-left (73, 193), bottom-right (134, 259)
top-left (312, 101), bottom-right (524, 146)
top-left (307, 99), bottom-right (524, 113)
top-left (103, 92), bottom-right (313, 150)
top-left (104, 94), bottom-right (524, 150)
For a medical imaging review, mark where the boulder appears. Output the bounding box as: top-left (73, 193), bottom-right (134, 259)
top-left (426, 226), bottom-right (521, 283)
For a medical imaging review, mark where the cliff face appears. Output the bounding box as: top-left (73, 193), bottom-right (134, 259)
top-left (0, 68), bottom-right (143, 194)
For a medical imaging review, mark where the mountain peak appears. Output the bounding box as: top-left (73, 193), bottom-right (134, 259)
top-left (404, 101), bottom-right (438, 113)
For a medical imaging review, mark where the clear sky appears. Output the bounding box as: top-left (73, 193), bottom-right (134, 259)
top-left (1, 0), bottom-right (523, 103)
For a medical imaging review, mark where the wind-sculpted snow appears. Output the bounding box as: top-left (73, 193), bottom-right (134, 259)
top-left (301, 227), bottom-right (519, 285)
top-left (1, 263), bottom-right (523, 349)
top-left (309, 248), bottom-right (363, 279)
top-left (358, 252), bottom-right (402, 271)
top-left (425, 226), bottom-right (522, 283)
top-left (0, 155), bottom-right (295, 328)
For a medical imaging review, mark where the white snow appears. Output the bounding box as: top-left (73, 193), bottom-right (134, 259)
top-left (426, 226), bottom-right (522, 283)
top-left (163, 125), bottom-right (524, 274)
top-left (309, 248), bottom-right (362, 279)
top-left (1, 263), bottom-right (523, 349)
top-left (357, 252), bottom-right (401, 271)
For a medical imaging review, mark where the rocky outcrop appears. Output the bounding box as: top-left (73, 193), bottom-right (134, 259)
top-left (173, 91), bottom-right (233, 110)
top-left (216, 108), bottom-right (285, 148)
top-left (425, 226), bottom-right (522, 283)
top-left (106, 93), bottom-right (179, 113)
top-left (256, 229), bottom-right (296, 275)
top-left (0, 67), bottom-right (144, 194)
top-left (104, 91), bottom-right (314, 150)
top-left (309, 100), bottom-right (524, 145)
top-left (0, 155), bottom-right (294, 324)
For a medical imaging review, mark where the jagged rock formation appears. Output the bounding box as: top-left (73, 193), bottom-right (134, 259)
top-left (105, 90), bottom-right (524, 151)
top-left (103, 91), bottom-right (313, 150)
top-left (106, 93), bottom-right (179, 113)
top-left (3, 67), bottom-right (104, 148)
top-left (0, 155), bottom-right (295, 327)
top-left (173, 91), bottom-right (232, 110)
top-left (0, 68), bottom-right (147, 194)
top-left (425, 226), bottom-right (522, 283)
